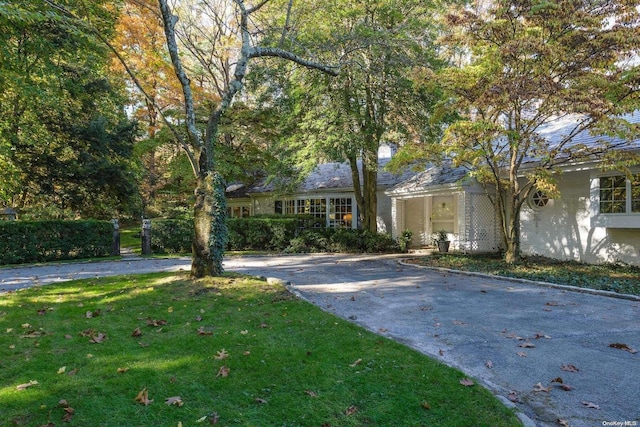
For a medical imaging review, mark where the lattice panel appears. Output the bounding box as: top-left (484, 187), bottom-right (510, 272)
top-left (464, 193), bottom-right (499, 252)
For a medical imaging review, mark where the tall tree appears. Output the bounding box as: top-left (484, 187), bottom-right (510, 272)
top-left (0, 0), bottom-right (140, 218)
top-left (155, 0), bottom-right (338, 276)
top-left (270, 0), bottom-right (445, 232)
top-left (422, 0), bottom-right (640, 262)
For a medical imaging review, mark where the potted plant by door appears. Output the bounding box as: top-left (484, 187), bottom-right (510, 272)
top-left (434, 230), bottom-right (451, 253)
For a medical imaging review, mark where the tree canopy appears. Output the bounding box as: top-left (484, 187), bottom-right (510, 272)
top-left (0, 0), bottom-right (140, 218)
top-left (396, 0), bottom-right (640, 262)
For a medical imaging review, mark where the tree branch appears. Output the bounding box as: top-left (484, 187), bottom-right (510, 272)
top-left (249, 47), bottom-right (339, 76)
top-left (246, 0), bottom-right (272, 15)
top-left (158, 0), bottom-right (201, 152)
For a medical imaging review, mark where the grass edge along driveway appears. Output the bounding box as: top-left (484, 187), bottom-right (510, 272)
top-left (0, 272), bottom-right (520, 426)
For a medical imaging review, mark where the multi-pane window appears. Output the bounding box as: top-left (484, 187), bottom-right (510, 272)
top-left (227, 205), bottom-right (250, 218)
top-left (599, 175), bottom-right (640, 214)
top-left (275, 197), bottom-right (355, 229)
top-left (297, 198), bottom-right (326, 219)
top-left (329, 198), bottom-right (353, 228)
top-left (282, 200), bottom-right (296, 215)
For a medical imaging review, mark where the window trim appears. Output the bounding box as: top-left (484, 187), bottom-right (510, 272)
top-left (591, 172), bottom-right (640, 228)
top-left (528, 189), bottom-right (550, 210)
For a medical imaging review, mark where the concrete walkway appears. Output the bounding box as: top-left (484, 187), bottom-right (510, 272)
top-left (1, 254), bottom-right (639, 426)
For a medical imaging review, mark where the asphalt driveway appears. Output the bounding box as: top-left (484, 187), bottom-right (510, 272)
top-left (2, 254), bottom-right (639, 426)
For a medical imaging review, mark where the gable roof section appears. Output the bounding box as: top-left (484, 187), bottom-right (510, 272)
top-left (385, 163), bottom-right (469, 196)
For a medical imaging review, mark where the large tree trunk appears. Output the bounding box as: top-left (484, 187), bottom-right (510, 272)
top-left (361, 151), bottom-right (378, 233)
top-left (349, 149), bottom-right (378, 233)
top-left (191, 171), bottom-right (227, 277)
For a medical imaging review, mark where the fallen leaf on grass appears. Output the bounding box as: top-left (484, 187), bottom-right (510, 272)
top-left (533, 382), bottom-right (551, 393)
top-left (135, 388), bottom-right (153, 406)
top-left (58, 400), bottom-right (75, 423)
top-left (345, 405), bottom-right (358, 416)
top-left (85, 309), bottom-right (100, 318)
top-left (216, 366), bottom-right (230, 378)
top-left (196, 413), bottom-right (219, 424)
top-left (132, 327), bottom-right (142, 337)
top-left (16, 380), bottom-right (38, 390)
top-left (304, 390), bottom-right (318, 397)
top-left (147, 319), bottom-right (167, 327)
top-left (214, 349), bottom-right (229, 360)
top-left (117, 368), bottom-right (129, 373)
top-left (62, 407), bottom-right (75, 422)
top-left (67, 368), bottom-right (78, 376)
top-left (89, 332), bottom-right (107, 344)
top-left (609, 343), bottom-right (638, 354)
top-left (57, 366), bottom-right (66, 374)
top-left (459, 378), bottom-right (474, 387)
top-left (255, 397), bottom-right (267, 404)
top-left (561, 364), bottom-right (579, 372)
top-left (421, 401), bottom-right (431, 410)
top-left (349, 358), bottom-right (362, 367)
top-left (20, 330), bottom-right (44, 338)
top-left (64, 334), bottom-right (73, 340)
top-left (165, 396), bottom-right (184, 407)
top-left (197, 326), bottom-right (214, 336)
top-left (581, 401), bottom-right (600, 410)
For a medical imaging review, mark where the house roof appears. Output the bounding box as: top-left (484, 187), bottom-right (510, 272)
top-left (387, 113), bottom-right (640, 196)
top-left (521, 112), bottom-right (640, 165)
top-left (243, 157), bottom-right (415, 195)
top-left (386, 163), bottom-right (470, 195)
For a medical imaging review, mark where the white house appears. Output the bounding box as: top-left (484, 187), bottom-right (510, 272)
top-left (386, 113), bottom-right (640, 266)
top-left (227, 116), bottom-right (640, 266)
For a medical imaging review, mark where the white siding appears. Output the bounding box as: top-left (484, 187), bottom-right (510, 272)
top-left (520, 170), bottom-right (640, 265)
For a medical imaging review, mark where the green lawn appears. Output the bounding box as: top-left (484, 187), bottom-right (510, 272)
top-left (0, 273), bottom-right (520, 426)
top-left (120, 227), bottom-right (142, 253)
top-left (408, 253), bottom-right (640, 296)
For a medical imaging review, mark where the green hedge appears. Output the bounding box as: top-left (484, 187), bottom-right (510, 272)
top-left (284, 228), bottom-right (401, 253)
top-left (0, 220), bottom-right (112, 265)
top-left (150, 219), bottom-right (194, 254)
top-left (150, 216), bottom-right (403, 254)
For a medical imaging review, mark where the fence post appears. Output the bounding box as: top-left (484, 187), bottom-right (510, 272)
top-left (142, 219), bottom-right (152, 255)
top-left (111, 219), bottom-right (120, 256)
